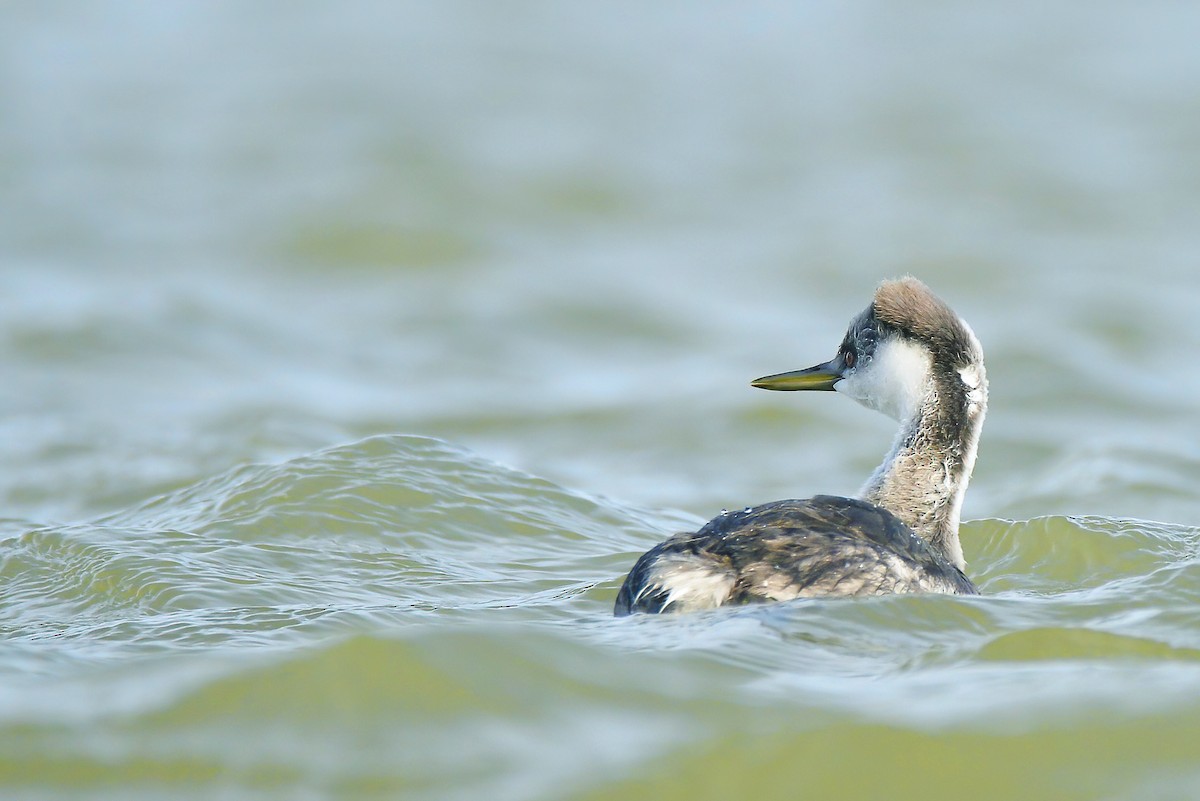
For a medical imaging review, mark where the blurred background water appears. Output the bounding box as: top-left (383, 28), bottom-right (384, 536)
top-left (3, 2), bottom-right (1200, 799)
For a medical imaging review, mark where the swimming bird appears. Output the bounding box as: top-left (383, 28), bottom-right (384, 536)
top-left (614, 277), bottom-right (987, 615)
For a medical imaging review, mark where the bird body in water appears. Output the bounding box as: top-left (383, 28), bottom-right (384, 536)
top-left (615, 278), bottom-right (987, 615)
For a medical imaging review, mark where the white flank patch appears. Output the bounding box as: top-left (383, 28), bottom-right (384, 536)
top-left (637, 552), bottom-right (735, 612)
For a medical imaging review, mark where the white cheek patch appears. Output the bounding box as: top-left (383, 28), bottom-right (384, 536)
top-left (836, 338), bottom-right (932, 421)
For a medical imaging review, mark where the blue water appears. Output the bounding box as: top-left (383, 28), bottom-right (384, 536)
top-left (3, 3), bottom-right (1200, 799)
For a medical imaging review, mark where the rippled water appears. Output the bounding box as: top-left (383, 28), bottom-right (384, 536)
top-left (4, 3), bottom-right (1200, 800)
top-left (5, 436), bottom-right (1200, 799)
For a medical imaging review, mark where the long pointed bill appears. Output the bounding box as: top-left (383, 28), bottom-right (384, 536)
top-left (751, 360), bottom-right (842, 391)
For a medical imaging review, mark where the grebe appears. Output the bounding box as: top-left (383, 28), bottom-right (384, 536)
top-left (614, 278), bottom-right (987, 615)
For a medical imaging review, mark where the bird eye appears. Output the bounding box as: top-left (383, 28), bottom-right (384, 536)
top-left (844, 350), bottom-right (856, 368)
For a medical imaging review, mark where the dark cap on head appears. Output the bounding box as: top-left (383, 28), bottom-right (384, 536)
top-left (872, 278), bottom-right (980, 367)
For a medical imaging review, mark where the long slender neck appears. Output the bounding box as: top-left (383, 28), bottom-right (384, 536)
top-left (858, 362), bottom-right (987, 570)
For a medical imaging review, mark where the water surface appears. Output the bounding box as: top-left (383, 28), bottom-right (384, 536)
top-left (3, 3), bottom-right (1200, 800)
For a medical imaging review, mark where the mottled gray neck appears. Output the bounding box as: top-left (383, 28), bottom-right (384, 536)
top-left (858, 360), bottom-right (987, 570)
